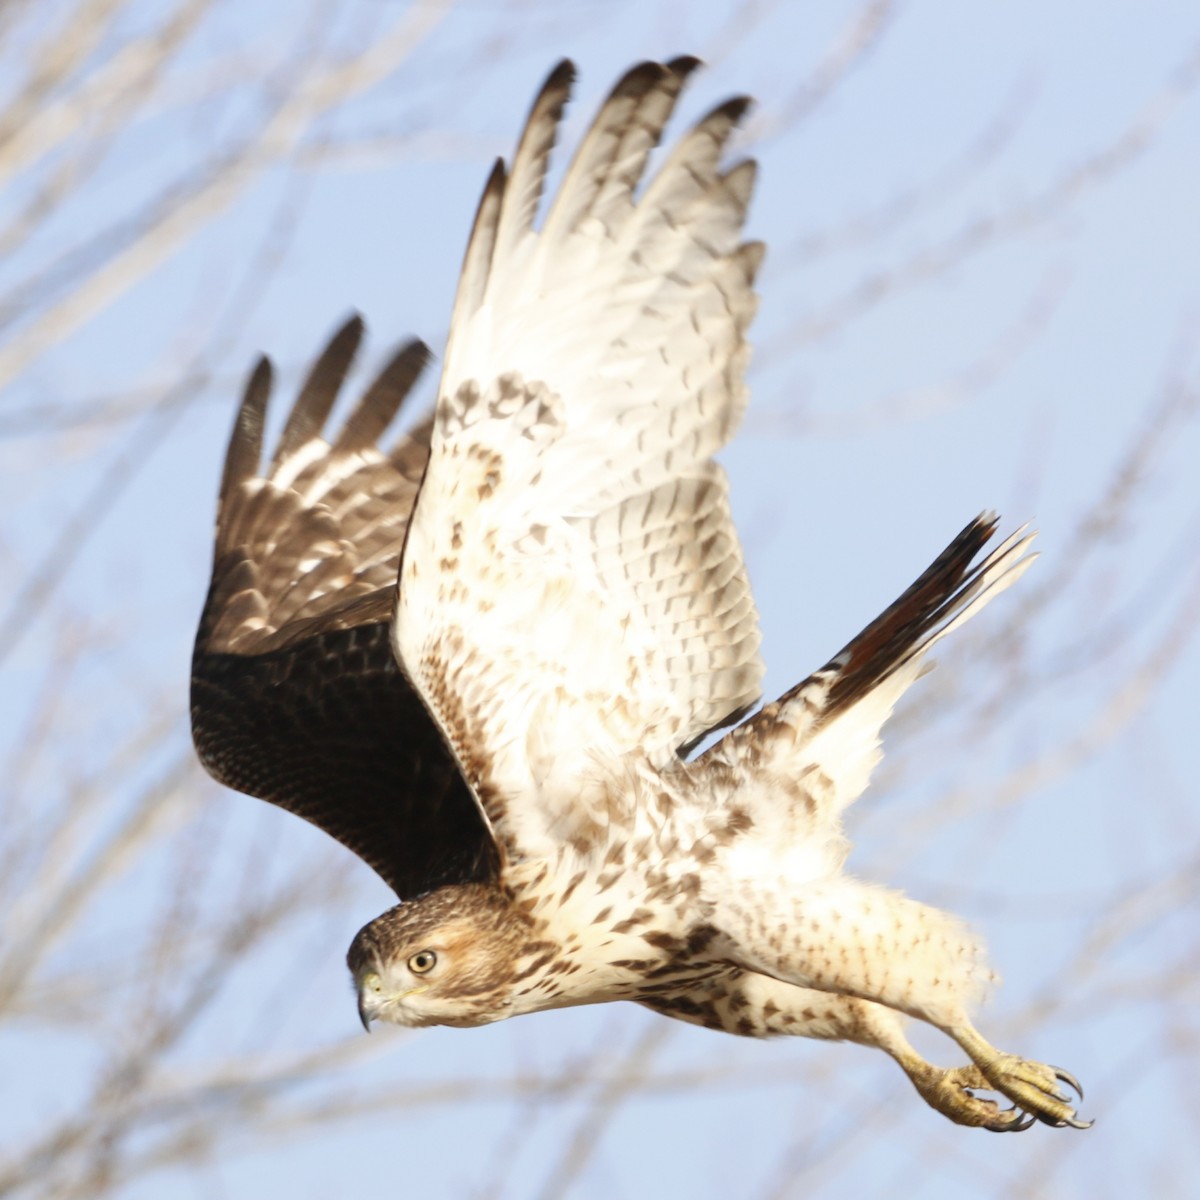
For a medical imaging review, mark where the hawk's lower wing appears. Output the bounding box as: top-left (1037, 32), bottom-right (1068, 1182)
top-left (191, 318), bottom-right (497, 898)
top-left (393, 61), bottom-right (764, 854)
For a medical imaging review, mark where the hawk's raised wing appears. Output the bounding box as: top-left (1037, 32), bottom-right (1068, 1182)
top-left (191, 317), bottom-right (497, 898)
top-left (394, 60), bottom-right (765, 846)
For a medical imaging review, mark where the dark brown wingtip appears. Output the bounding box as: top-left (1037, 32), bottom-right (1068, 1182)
top-left (477, 157), bottom-right (509, 243)
top-left (496, 59), bottom-right (578, 254)
top-left (483, 155), bottom-right (507, 194)
top-left (607, 59), bottom-right (677, 103)
top-left (665, 54), bottom-right (704, 79)
top-left (456, 156), bottom-right (507, 292)
top-left (540, 58), bottom-right (577, 97)
top-left (714, 94), bottom-right (754, 127)
top-left (219, 355), bottom-right (272, 505)
top-left (272, 314), bottom-right (365, 467)
top-left (525, 61), bottom-right (576, 148)
top-left (336, 337), bottom-right (433, 453)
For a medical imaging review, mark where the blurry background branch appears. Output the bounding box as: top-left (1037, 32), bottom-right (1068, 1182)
top-left (1, 3), bottom-right (1198, 1199)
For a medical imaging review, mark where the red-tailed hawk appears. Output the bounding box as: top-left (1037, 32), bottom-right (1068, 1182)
top-left (191, 59), bottom-right (1089, 1132)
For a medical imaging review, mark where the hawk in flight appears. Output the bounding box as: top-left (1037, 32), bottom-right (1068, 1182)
top-left (192, 59), bottom-right (1088, 1132)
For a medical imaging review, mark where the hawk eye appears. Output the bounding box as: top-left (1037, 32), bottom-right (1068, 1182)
top-left (408, 950), bottom-right (437, 975)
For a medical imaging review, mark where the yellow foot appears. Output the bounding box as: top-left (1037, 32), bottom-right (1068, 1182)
top-left (974, 1053), bottom-right (1090, 1129)
top-left (952, 1026), bottom-right (1092, 1130)
top-left (903, 1060), bottom-right (1040, 1131)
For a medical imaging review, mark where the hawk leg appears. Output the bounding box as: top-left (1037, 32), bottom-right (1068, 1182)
top-left (642, 972), bottom-right (1077, 1131)
top-left (710, 876), bottom-right (1089, 1128)
top-left (715, 876), bottom-right (995, 1027)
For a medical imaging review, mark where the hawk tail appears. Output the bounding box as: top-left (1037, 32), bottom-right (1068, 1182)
top-left (709, 514), bottom-right (1035, 812)
top-left (819, 511), bottom-right (1035, 720)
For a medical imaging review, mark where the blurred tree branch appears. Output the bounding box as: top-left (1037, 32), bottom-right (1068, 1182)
top-left (1, 4), bottom-right (1197, 1198)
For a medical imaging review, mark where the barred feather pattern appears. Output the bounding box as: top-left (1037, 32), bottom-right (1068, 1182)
top-left (203, 317), bottom-right (433, 656)
top-left (396, 59), bottom-right (765, 853)
top-left (191, 318), bottom-right (495, 898)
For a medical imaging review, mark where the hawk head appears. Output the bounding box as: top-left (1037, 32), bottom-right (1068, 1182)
top-left (347, 883), bottom-right (538, 1029)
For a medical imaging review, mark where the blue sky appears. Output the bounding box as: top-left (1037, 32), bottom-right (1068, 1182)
top-left (2, 3), bottom-right (1199, 1198)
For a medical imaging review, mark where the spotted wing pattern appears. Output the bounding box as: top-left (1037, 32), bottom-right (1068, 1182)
top-left (191, 317), bottom-right (496, 898)
top-left (395, 60), bottom-right (765, 847)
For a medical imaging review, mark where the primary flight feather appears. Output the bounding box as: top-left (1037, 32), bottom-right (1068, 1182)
top-left (192, 58), bottom-right (1088, 1132)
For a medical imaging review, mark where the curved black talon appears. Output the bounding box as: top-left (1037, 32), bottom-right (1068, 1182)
top-left (1050, 1065), bottom-right (1084, 1101)
top-left (1003, 1110), bottom-right (1036, 1133)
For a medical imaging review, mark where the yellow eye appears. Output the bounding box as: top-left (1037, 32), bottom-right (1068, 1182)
top-left (408, 950), bottom-right (437, 975)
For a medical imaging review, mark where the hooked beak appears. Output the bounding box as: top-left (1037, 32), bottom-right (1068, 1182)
top-left (356, 969), bottom-right (384, 1032)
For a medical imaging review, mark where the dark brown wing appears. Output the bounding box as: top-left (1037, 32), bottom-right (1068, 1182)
top-left (190, 316), bottom-right (498, 898)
